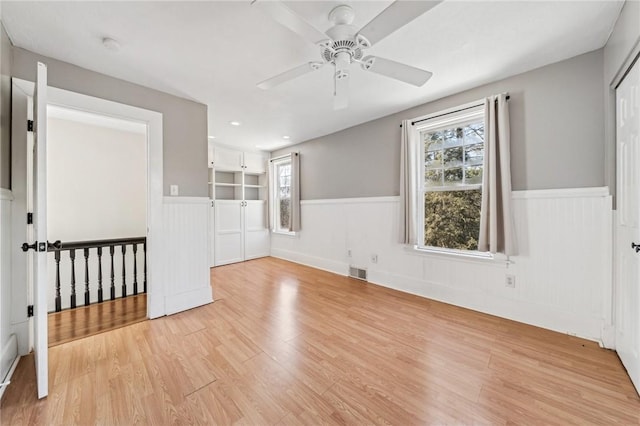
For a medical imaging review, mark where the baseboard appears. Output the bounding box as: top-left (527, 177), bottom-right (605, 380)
top-left (0, 334), bottom-right (19, 400)
top-left (600, 324), bottom-right (616, 349)
top-left (367, 269), bottom-right (604, 343)
top-left (270, 248), bottom-right (348, 276)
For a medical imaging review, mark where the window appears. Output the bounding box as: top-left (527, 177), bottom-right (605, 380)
top-left (272, 156), bottom-right (292, 234)
top-left (416, 105), bottom-right (485, 252)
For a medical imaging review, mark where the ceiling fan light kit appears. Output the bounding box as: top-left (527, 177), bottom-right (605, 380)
top-left (254, 0), bottom-right (441, 110)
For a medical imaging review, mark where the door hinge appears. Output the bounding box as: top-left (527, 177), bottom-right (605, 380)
top-left (27, 305), bottom-right (34, 317)
top-left (27, 212), bottom-right (33, 224)
top-left (27, 120), bottom-right (34, 132)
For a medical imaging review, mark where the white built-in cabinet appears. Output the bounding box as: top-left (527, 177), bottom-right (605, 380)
top-left (208, 145), bottom-right (269, 267)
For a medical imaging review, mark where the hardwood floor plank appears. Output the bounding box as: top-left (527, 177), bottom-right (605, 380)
top-left (2, 257), bottom-right (639, 425)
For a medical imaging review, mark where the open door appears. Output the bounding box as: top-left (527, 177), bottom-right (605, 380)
top-left (30, 62), bottom-right (48, 399)
top-left (615, 58), bottom-right (640, 394)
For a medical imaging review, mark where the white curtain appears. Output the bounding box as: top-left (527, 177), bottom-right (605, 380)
top-left (267, 158), bottom-right (273, 230)
top-left (478, 94), bottom-right (516, 255)
top-left (289, 152), bottom-right (301, 232)
top-left (399, 119), bottom-right (418, 244)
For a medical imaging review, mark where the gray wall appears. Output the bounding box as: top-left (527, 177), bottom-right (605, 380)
top-left (275, 49), bottom-right (605, 200)
top-left (604, 0), bottom-right (640, 205)
top-left (0, 22), bottom-right (11, 189)
top-left (11, 47), bottom-right (208, 197)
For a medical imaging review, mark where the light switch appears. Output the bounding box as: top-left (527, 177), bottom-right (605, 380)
top-left (170, 185), bottom-right (179, 196)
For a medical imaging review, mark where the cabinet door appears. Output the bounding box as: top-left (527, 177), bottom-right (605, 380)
top-left (214, 200), bottom-right (244, 266)
top-left (214, 146), bottom-right (243, 171)
top-left (244, 200), bottom-right (270, 260)
top-left (243, 151), bottom-right (266, 174)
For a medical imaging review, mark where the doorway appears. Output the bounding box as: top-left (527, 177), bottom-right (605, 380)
top-left (45, 105), bottom-right (149, 346)
top-left (10, 76), bottom-right (164, 398)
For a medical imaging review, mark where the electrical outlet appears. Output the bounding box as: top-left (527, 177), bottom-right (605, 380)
top-left (347, 249), bottom-right (352, 258)
top-left (170, 185), bottom-right (179, 196)
top-left (505, 274), bottom-right (516, 288)
top-left (371, 254), bottom-right (378, 264)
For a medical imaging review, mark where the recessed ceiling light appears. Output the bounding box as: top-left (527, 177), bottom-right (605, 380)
top-left (282, 135), bottom-right (290, 139)
top-left (229, 121), bottom-right (241, 126)
top-left (208, 135), bottom-right (216, 139)
top-left (102, 37), bottom-right (120, 51)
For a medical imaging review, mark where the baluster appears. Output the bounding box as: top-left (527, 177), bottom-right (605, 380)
top-left (84, 248), bottom-right (90, 306)
top-left (54, 250), bottom-right (61, 312)
top-left (97, 247), bottom-right (103, 303)
top-left (143, 241), bottom-right (147, 293)
top-left (121, 244), bottom-right (127, 298)
top-left (70, 249), bottom-right (76, 309)
top-left (133, 243), bottom-right (138, 295)
top-left (110, 245), bottom-right (115, 300)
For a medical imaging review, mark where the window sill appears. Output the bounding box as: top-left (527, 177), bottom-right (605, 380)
top-left (272, 229), bottom-right (297, 237)
top-left (405, 245), bottom-right (512, 265)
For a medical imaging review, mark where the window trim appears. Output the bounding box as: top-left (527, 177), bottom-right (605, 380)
top-left (270, 155), bottom-right (296, 236)
top-left (413, 102), bottom-right (488, 253)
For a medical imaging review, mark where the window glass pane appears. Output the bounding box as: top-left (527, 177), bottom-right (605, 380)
top-left (425, 150), bottom-right (442, 169)
top-left (443, 167), bottom-right (463, 186)
top-left (279, 199), bottom-right (290, 229)
top-left (275, 161), bottom-right (292, 232)
top-left (443, 147), bottom-right (463, 168)
top-left (464, 166), bottom-right (483, 184)
top-left (424, 131), bottom-right (443, 151)
top-left (464, 124), bottom-right (484, 145)
top-left (464, 143), bottom-right (484, 166)
top-left (424, 189), bottom-right (482, 250)
top-left (444, 127), bottom-right (464, 148)
top-left (278, 164), bottom-right (291, 199)
top-left (425, 169), bottom-right (443, 187)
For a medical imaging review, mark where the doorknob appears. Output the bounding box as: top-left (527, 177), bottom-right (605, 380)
top-left (21, 242), bottom-right (37, 252)
top-left (632, 242), bottom-right (640, 253)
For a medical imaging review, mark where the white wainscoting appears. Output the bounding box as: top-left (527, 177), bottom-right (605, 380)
top-left (271, 188), bottom-right (613, 343)
top-left (162, 197), bottom-right (213, 315)
top-left (0, 189), bottom-right (18, 398)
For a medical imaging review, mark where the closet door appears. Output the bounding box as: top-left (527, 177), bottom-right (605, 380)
top-left (214, 200), bottom-right (244, 266)
top-left (244, 200), bottom-right (269, 260)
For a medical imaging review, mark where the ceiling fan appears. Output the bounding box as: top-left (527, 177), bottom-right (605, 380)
top-left (253, 0), bottom-right (442, 110)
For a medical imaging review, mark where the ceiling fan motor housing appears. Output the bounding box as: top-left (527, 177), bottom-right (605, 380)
top-left (321, 5), bottom-right (370, 69)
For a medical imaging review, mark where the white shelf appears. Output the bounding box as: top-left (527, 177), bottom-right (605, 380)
top-left (215, 183), bottom-right (241, 187)
top-left (244, 184), bottom-right (265, 188)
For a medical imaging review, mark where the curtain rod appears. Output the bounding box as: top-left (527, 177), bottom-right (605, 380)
top-left (269, 152), bottom-right (299, 162)
top-left (400, 95), bottom-right (510, 128)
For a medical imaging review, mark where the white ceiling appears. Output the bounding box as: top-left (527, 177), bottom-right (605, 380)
top-left (1, 1), bottom-right (623, 152)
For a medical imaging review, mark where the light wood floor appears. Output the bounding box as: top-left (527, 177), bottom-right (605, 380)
top-left (2, 257), bottom-right (639, 425)
top-left (48, 294), bottom-right (147, 347)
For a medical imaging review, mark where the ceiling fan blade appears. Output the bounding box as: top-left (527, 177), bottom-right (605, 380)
top-left (360, 56), bottom-right (432, 87)
top-left (257, 62), bottom-right (323, 90)
top-left (356, 1), bottom-right (442, 47)
top-left (252, 0), bottom-right (329, 45)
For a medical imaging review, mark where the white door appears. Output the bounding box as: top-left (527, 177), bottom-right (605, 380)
top-left (31, 62), bottom-right (49, 398)
top-left (616, 58), bottom-right (640, 394)
top-left (214, 200), bottom-right (244, 265)
top-left (244, 200), bottom-right (269, 260)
